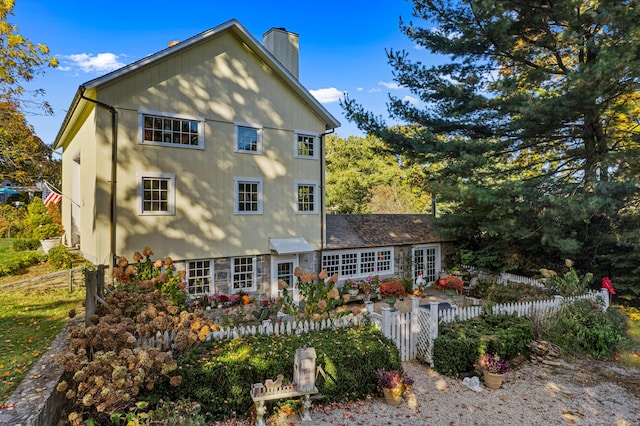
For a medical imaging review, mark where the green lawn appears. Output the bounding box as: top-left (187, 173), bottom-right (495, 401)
top-left (0, 286), bottom-right (85, 402)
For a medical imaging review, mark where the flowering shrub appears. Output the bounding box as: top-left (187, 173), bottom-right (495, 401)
top-left (277, 268), bottom-right (342, 320)
top-left (476, 353), bottom-right (510, 374)
top-left (438, 275), bottom-right (463, 291)
top-left (343, 278), bottom-right (357, 291)
top-left (379, 281), bottom-right (405, 298)
top-left (376, 368), bottom-right (414, 397)
top-left (111, 246), bottom-right (188, 309)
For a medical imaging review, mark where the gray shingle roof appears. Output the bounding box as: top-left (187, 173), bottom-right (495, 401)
top-left (325, 214), bottom-right (450, 250)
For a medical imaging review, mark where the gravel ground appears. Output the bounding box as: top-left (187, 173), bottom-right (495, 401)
top-left (306, 359), bottom-right (640, 426)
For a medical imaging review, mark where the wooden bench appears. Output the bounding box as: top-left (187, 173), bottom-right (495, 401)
top-left (250, 381), bottom-right (318, 426)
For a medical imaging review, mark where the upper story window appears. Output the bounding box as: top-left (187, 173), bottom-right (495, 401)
top-left (139, 110), bottom-right (204, 149)
top-left (137, 172), bottom-right (176, 215)
top-left (296, 181), bottom-right (318, 214)
top-left (234, 177), bottom-right (263, 214)
top-left (235, 122), bottom-right (262, 154)
top-left (295, 132), bottom-right (318, 159)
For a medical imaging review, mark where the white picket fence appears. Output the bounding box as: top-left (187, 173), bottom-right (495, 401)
top-left (136, 313), bottom-right (369, 351)
top-left (369, 288), bottom-right (610, 363)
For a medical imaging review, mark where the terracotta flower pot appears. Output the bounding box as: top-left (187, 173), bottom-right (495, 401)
top-left (483, 371), bottom-right (504, 389)
top-left (383, 388), bottom-right (403, 405)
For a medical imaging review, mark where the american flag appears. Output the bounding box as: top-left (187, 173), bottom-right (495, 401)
top-left (42, 182), bottom-right (62, 206)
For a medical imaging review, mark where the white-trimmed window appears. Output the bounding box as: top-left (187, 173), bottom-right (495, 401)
top-left (295, 181), bottom-right (318, 214)
top-left (139, 110), bottom-right (204, 149)
top-left (232, 256), bottom-right (256, 292)
top-left (235, 122), bottom-right (262, 153)
top-left (412, 244), bottom-right (441, 284)
top-left (234, 177), bottom-right (263, 214)
top-left (137, 172), bottom-right (175, 215)
top-left (321, 247), bottom-right (394, 281)
top-left (186, 259), bottom-right (213, 295)
top-left (295, 132), bottom-right (318, 159)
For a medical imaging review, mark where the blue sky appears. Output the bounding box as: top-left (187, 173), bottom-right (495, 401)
top-left (12, 0), bottom-right (433, 148)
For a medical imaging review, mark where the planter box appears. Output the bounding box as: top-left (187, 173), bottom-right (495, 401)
top-left (41, 237), bottom-right (61, 254)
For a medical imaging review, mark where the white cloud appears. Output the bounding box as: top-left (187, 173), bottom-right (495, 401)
top-left (356, 87), bottom-right (364, 92)
top-left (368, 87), bottom-right (382, 93)
top-left (59, 52), bottom-right (126, 73)
top-left (379, 81), bottom-right (401, 90)
top-left (403, 95), bottom-right (419, 106)
top-left (309, 87), bottom-right (344, 104)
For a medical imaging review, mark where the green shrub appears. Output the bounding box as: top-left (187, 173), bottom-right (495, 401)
top-left (541, 299), bottom-right (628, 359)
top-left (32, 224), bottom-right (60, 240)
top-left (432, 313), bottom-right (534, 377)
top-left (146, 325), bottom-right (401, 422)
top-left (10, 238), bottom-right (41, 251)
top-left (475, 279), bottom-right (553, 303)
top-left (47, 246), bottom-right (72, 269)
top-left (0, 250), bottom-right (44, 276)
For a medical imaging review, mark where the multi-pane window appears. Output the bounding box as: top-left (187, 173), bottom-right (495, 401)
top-left (232, 256), bottom-right (256, 292)
top-left (235, 124), bottom-right (262, 153)
top-left (137, 173), bottom-right (175, 215)
top-left (296, 181), bottom-right (317, 213)
top-left (296, 133), bottom-right (317, 158)
top-left (322, 253), bottom-right (340, 278)
top-left (186, 259), bottom-right (212, 295)
top-left (277, 262), bottom-right (294, 287)
top-left (322, 248), bottom-right (394, 281)
top-left (139, 111), bottom-right (203, 148)
top-left (235, 177), bottom-right (263, 214)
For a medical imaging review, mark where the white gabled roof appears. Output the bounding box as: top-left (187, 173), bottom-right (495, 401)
top-left (54, 19), bottom-right (340, 149)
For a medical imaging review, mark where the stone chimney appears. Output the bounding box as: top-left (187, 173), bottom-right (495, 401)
top-left (263, 27), bottom-right (299, 79)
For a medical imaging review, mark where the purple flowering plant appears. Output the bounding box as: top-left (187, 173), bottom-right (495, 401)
top-left (477, 353), bottom-right (510, 374)
top-left (376, 368), bottom-right (414, 397)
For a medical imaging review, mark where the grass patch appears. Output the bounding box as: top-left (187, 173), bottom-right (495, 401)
top-left (0, 286), bottom-right (85, 403)
top-left (0, 239), bottom-right (46, 278)
top-left (617, 306), bottom-right (640, 369)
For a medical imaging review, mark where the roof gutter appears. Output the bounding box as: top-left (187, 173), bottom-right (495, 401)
top-left (320, 128), bottom-right (335, 250)
top-left (79, 87), bottom-right (118, 268)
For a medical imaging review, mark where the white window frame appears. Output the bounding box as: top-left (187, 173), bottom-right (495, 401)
top-left (186, 259), bottom-right (214, 296)
top-left (321, 247), bottom-right (395, 282)
top-left (234, 177), bottom-right (263, 214)
top-left (294, 131), bottom-right (318, 159)
top-left (137, 172), bottom-right (176, 216)
top-left (138, 109), bottom-right (205, 149)
top-left (295, 180), bottom-right (318, 214)
top-left (234, 122), bottom-right (263, 154)
top-left (232, 256), bottom-right (257, 293)
top-left (412, 244), bottom-right (441, 285)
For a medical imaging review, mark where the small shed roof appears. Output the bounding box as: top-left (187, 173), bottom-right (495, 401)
top-left (325, 214), bottom-right (452, 250)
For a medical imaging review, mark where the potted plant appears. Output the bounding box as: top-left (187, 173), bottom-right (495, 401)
top-left (27, 198), bottom-right (64, 253)
top-left (343, 279), bottom-right (359, 296)
top-left (376, 368), bottom-right (414, 405)
top-left (476, 353), bottom-right (510, 389)
top-left (359, 280), bottom-right (373, 302)
top-left (379, 281), bottom-right (405, 311)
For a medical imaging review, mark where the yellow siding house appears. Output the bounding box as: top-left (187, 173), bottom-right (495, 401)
top-left (53, 20), bottom-right (340, 299)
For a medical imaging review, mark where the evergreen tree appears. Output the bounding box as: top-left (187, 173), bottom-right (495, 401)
top-left (342, 0), bottom-right (640, 300)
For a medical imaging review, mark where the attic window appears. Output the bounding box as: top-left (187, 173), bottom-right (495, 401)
top-left (139, 110), bottom-right (204, 149)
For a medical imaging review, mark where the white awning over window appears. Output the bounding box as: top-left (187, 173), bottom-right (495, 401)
top-left (269, 238), bottom-right (314, 255)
